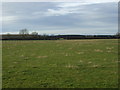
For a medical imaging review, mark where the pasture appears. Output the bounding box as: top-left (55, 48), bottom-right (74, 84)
top-left (2, 39), bottom-right (118, 88)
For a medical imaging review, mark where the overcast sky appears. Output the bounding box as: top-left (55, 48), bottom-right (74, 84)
top-left (1, 0), bottom-right (118, 35)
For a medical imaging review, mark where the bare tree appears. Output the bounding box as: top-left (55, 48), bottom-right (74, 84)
top-left (19, 29), bottom-right (29, 35)
top-left (31, 32), bottom-right (38, 35)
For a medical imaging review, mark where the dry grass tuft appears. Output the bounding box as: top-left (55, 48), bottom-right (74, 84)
top-left (106, 47), bottom-right (114, 50)
top-left (13, 62), bottom-right (18, 64)
top-left (37, 56), bottom-right (48, 58)
top-left (104, 58), bottom-right (106, 61)
top-left (91, 64), bottom-right (99, 68)
top-left (20, 54), bottom-right (24, 57)
top-left (65, 64), bottom-right (78, 68)
top-left (88, 61), bottom-right (92, 64)
top-left (106, 51), bottom-right (112, 53)
top-left (94, 49), bottom-right (103, 52)
top-left (68, 48), bottom-right (73, 50)
top-left (76, 52), bottom-right (84, 54)
top-left (79, 60), bottom-right (83, 63)
top-left (65, 53), bottom-right (69, 56)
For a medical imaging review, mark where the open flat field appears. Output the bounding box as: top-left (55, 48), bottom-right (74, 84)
top-left (2, 39), bottom-right (118, 88)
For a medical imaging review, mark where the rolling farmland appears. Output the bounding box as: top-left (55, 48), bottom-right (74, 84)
top-left (2, 39), bottom-right (118, 88)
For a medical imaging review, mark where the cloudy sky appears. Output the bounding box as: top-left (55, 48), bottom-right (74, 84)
top-left (1, 0), bottom-right (118, 35)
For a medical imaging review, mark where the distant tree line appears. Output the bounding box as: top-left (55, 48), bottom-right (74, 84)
top-left (1, 29), bottom-right (120, 40)
top-left (1, 34), bottom-right (119, 40)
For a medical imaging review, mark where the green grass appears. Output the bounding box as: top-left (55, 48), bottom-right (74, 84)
top-left (2, 39), bottom-right (118, 88)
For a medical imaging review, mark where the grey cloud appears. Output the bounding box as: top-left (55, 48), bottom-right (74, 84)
top-left (2, 2), bottom-right (118, 35)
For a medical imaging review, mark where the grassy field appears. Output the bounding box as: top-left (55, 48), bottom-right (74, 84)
top-left (2, 39), bottom-right (118, 88)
